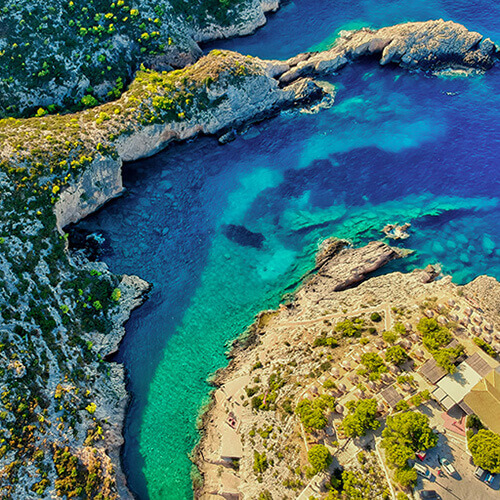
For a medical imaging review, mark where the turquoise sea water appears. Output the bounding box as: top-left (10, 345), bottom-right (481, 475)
top-left (76, 1), bottom-right (500, 498)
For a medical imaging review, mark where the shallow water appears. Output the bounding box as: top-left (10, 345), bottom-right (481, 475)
top-left (77, 1), bottom-right (500, 498)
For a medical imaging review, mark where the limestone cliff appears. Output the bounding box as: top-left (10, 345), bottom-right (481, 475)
top-left (0, 0), bottom-right (282, 118)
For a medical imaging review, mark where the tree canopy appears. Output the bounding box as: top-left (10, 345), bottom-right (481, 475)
top-left (335, 318), bottom-right (364, 337)
top-left (417, 317), bottom-right (452, 351)
top-left (382, 411), bottom-right (437, 454)
top-left (341, 398), bottom-right (380, 437)
top-left (417, 317), bottom-right (463, 373)
top-left (433, 345), bottom-right (464, 373)
top-left (469, 430), bottom-right (500, 473)
top-left (381, 411), bottom-right (437, 486)
top-left (295, 394), bottom-right (335, 431)
top-left (358, 352), bottom-right (388, 381)
top-left (308, 444), bottom-right (332, 473)
top-left (394, 466), bottom-right (417, 487)
top-left (382, 330), bottom-right (398, 345)
top-left (385, 345), bottom-right (408, 366)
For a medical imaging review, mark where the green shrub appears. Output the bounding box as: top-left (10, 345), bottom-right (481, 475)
top-left (474, 337), bottom-right (497, 358)
top-left (81, 95), bottom-right (99, 107)
top-left (341, 399), bottom-right (379, 437)
top-left (307, 444), bottom-right (332, 473)
top-left (335, 318), bottom-right (364, 337)
top-left (358, 352), bottom-right (387, 381)
top-left (466, 414), bottom-right (484, 430)
top-left (253, 451), bottom-right (268, 474)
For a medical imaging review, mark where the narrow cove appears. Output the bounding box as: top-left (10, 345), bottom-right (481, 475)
top-left (75, 1), bottom-right (500, 498)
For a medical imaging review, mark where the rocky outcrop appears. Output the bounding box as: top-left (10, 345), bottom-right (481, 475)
top-left (300, 240), bottom-right (403, 302)
top-left (193, 0), bottom-right (280, 42)
top-left (115, 66), bottom-right (323, 163)
top-left (278, 19), bottom-right (498, 83)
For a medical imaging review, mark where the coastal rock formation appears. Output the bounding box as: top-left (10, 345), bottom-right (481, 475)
top-left (278, 19), bottom-right (498, 83)
top-left (382, 222), bottom-right (411, 240)
top-left (193, 0), bottom-right (280, 42)
top-left (312, 240), bottom-right (402, 290)
top-left (194, 240), bottom-right (500, 499)
top-left (54, 157), bottom-right (123, 230)
top-left (297, 239), bottom-right (404, 306)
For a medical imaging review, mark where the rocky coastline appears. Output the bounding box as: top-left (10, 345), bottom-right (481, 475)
top-left (194, 240), bottom-right (500, 499)
top-left (0, 13), bottom-right (498, 499)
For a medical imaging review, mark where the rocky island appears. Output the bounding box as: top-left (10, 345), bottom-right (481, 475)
top-left (0, 0), bottom-right (499, 497)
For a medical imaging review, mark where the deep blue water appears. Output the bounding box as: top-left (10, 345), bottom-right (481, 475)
top-left (76, 1), bottom-right (500, 498)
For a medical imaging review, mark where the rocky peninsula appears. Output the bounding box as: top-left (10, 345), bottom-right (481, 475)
top-left (0, 10), bottom-right (498, 499)
top-left (195, 240), bottom-right (500, 499)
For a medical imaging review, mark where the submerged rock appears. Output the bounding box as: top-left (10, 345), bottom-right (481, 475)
top-left (483, 234), bottom-right (496, 255)
top-left (223, 224), bottom-right (265, 249)
top-left (382, 222), bottom-right (411, 240)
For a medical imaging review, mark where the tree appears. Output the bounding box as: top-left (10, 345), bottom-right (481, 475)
top-left (417, 317), bottom-right (462, 372)
top-left (335, 318), bottom-right (364, 337)
top-left (308, 444), bottom-right (332, 473)
top-left (393, 322), bottom-right (407, 336)
top-left (342, 399), bottom-right (380, 437)
top-left (258, 491), bottom-right (273, 500)
top-left (469, 430), bottom-right (500, 473)
top-left (382, 330), bottom-right (398, 344)
top-left (382, 411), bottom-right (437, 481)
top-left (382, 411), bottom-right (437, 453)
top-left (358, 352), bottom-right (387, 381)
top-left (384, 440), bottom-right (414, 468)
top-left (394, 466), bottom-right (417, 487)
top-left (417, 317), bottom-right (452, 350)
top-left (385, 345), bottom-right (408, 366)
top-left (295, 395), bottom-right (335, 431)
top-left (433, 346), bottom-right (463, 373)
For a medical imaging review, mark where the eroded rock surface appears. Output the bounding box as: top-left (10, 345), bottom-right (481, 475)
top-left (300, 239), bottom-right (403, 302)
top-left (278, 19), bottom-right (498, 83)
